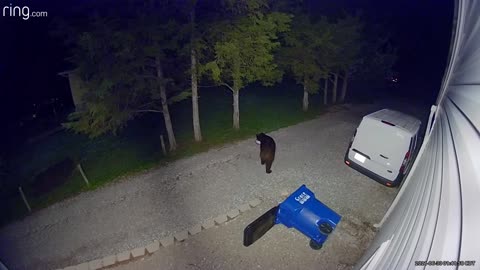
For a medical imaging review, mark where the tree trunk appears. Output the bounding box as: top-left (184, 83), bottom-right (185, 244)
top-left (340, 70), bottom-right (349, 103)
top-left (302, 84), bottom-right (309, 111)
top-left (156, 56), bottom-right (177, 151)
top-left (161, 89), bottom-right (177, 152)
top-left (323, 77), bottom-right (328, 105)
top-left (331, 73), bottom-right (338, 104)
top-left (191, 50), bottom-right (202, 142)
top-left (233, 89), bottom-right (240, 130)
top-left (190, 9), bottom-right (202, 142)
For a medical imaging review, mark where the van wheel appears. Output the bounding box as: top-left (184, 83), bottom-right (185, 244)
top-left (309, 239), bottom-right (323, 250)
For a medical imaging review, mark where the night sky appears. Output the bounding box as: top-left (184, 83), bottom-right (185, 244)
top-left (0, 0), bottom-right (453, 145)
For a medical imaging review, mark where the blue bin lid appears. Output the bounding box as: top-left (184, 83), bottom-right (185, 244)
top-left (281, 185), bottom-right (341, 225)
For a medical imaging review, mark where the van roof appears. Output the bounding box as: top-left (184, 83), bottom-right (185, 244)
top-left (363, 109), bottom-right (421, 135)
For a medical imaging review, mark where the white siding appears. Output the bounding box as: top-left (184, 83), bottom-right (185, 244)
top-left (355, 1), bottom-right (480, 269)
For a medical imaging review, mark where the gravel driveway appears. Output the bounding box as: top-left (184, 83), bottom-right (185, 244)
top-left (0, 103), bottom-right (400, 270)
top-left (110, 198), bottom-right (378, 270)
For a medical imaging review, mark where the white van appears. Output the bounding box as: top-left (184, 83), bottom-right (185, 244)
top-left (344, 109), bottom-right (421, 187)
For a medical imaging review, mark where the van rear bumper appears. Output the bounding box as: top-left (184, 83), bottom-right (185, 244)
top-left (344, 151), bottom-right (403, 187)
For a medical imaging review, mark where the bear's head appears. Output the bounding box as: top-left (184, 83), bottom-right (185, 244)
top-left (255, 133), bottom-right (266, 145)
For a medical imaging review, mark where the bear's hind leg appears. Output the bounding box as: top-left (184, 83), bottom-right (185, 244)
top-left (265, 160), bottom-right (273, 174)
top-left (260, 154), bottom-right (265, 165)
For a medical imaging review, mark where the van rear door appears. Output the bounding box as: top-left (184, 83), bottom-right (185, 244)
top-left (349, 118), bottom-right (409, 181)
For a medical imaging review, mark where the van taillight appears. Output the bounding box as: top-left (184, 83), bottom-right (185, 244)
top-left (400, 151), bottom-right (410, 173)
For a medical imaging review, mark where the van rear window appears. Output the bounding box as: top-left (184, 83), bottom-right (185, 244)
top-left (353, 119), bottom-right (409, 167)
top-left (381, 120), bottom-right (396, 126)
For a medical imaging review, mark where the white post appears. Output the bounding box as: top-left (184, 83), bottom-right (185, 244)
top-left (18, 186), bottom-right (31, 212)
top-left (77, 164), bottom-right (90, 187)
top-left (160, 135), bottom-right (167, 155)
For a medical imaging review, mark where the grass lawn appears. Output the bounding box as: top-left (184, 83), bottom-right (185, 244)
top-left (2, 81), bottom-right (326, 226)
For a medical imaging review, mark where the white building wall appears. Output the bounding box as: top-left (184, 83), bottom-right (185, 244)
top-left (355, 1), bottom-right (480, 269)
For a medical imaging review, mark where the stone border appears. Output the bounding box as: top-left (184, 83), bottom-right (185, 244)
top-left (57, 198), bottom-right (262, 270)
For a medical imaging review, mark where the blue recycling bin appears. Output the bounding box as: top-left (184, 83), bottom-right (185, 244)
top-left (243, 185), bottom-right (341, 249)
top-left (276, 185), bottom-right (341, 249)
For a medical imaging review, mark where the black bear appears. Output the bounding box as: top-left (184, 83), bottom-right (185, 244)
top-left (256, 133), bottom-right (276, 174)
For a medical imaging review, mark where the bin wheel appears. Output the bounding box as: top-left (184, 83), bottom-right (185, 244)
top-left (309, 239), bottom-right (323, 250)
top-left (319, 222), bottom-right (333, 235)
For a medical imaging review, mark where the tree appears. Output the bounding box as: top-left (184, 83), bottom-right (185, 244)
top-left (277, 16), bottom-right (332, 111)
top-left (64, 11), bottom-right (188, 151)
top-left (201, 12), bottom-right (291, 129)
top-left (64, 17), bottom-right (135, 137)
top-left (190, 6), bottom-right (202, 142)
top-left (185, 0), bottom-right (271, 140)
top-left (353, 28), bottom-right (397, 96)
top-left (329, 14), bottom-right (364, 104)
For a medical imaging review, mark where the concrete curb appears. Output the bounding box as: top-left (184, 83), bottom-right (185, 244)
top-left (60, 197), bottom-right (262, 270)
top-left (174, 231), bottom-right (189, 242)
top-left (145, 241), bottom-right (160, 254)
top-left (238, 203), bottom-right (251, 213)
